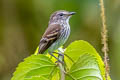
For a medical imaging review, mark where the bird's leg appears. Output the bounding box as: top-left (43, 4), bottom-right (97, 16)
top-left (57, 48), bottom-right (65, 64)
top-left (53, 48), bottom-right (65, 56)
top-left (53, 51), bottom-right (64, 56)
top-left (49, 48), bottom-right (65, 64)
top-left (58, 52), bottom-right (64, 56)
top-left (49, 53), bottom-right (64, 64)
top-left (53, 48), bottom-right (74, 63)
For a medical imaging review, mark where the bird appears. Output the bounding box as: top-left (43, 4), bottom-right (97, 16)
top-left (38, 10), bottom-right (75, 61)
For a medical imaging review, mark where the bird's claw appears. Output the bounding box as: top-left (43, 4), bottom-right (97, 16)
top-left (55, 60), bottom-right (64, 64)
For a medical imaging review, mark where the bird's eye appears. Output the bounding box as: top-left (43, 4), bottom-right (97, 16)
top-left (59, 13), bottom-right (63, 16)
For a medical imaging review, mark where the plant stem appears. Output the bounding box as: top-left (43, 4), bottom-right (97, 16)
top-left (99, 0), bottom-right (109, 79)
top-left (58, 48), bottom-right (65, 80)
top-left (58, 55), bottom-right (65, 80)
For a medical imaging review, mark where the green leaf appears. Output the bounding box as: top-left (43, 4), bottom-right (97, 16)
top-left (64, 40), bottom-right (110, 80)
top-left (11, 55), bottom-right (56, 80)
top-left (12, 40), bottom-right (111, 80)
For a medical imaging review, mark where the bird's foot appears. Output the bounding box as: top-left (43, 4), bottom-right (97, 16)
top-left (53, 52), bottom-right (64, 57)
top-left (49, 52), bottom-right (64, 64)
top-left (55, 59), bottom-right (64, 64)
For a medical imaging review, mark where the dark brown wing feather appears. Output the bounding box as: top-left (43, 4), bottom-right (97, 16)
top-left (38, 24), bottom-right (61, 54)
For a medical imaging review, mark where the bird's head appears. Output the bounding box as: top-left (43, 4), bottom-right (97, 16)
top-left (49, 10), bottom-right (76, 24)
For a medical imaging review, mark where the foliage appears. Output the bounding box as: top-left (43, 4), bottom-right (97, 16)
top-left (11, 40), bottom-right (111, 80)
top-left (11, 55), bottom-right (57, 80)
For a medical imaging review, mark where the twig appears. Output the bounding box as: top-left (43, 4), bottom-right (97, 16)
top-left (58, 48), bottom-right (65, 80)
top-left (58, 55), bottom-right (65, 80)
top-left (99, 0), bottom-right (110, 80)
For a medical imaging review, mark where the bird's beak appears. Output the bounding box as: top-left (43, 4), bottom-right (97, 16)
top-left (69, 12), bottom-right (76, 15)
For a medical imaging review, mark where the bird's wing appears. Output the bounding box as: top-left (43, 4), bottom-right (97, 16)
top-left (38, 24), bottom-right (61, 54)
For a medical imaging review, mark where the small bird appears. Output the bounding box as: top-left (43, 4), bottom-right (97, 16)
top-left (38, 10), bottom-right (75, 61)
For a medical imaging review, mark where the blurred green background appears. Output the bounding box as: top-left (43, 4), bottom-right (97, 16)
top-left (0, 0), bottom-right (120, 80)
